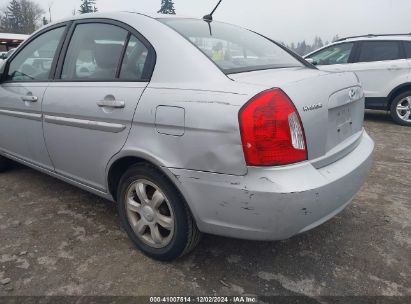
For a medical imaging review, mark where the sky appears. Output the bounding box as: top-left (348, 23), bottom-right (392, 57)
top-left (2, 0), bottom-right (411, 44)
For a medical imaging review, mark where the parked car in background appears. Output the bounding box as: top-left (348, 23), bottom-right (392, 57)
top-left (0, 49), bottom-right (15, 59)
top-left (0, 49), bottom-right (16, 68)
top-left (304, 34), bottom-right (411, 126)
top-left (0, 52), bottom-right (6, 67)
top-left (0, 33), bottom-right (28, 51)
top-left (0, 33), bottom-right (28, 68)
top-left (0, 13), bottom-right (374, 261)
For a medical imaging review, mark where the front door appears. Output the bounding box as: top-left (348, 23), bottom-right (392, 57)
top-left (42, 21), bottom-right (154, 191)
top-left (0, 26), bottom-right (67, 170)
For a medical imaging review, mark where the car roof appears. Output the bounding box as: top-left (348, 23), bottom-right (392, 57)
top-left (304, 34), bottom-right (411, 57)
top-left (49, 11), bottom-right (202, 25)
top-left (335, 35), bottom-right (411, 43)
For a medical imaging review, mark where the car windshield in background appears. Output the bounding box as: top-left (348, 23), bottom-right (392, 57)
top-left (160, 18), bottom-right (303, 74)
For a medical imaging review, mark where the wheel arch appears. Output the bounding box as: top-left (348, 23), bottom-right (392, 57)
top-left (105, 151), bottom-right (200, 222)
top-left (107, 151), bottom-right (170, 199)
top-left (387, 82), bottom-right (411, 109)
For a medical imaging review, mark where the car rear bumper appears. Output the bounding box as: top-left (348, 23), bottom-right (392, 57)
top-left (169, 131), bottom-right (374, 241)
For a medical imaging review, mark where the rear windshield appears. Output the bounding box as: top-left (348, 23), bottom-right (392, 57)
top-left (160, 18), bottom-right (304, 74)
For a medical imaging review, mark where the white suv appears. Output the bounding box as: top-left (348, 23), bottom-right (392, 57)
top-left (305, 35), bottom-right (411, 126)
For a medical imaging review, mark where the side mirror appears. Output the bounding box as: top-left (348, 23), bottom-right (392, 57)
top-left (0, 54), bottom-right (5, 60)
top-left (305, 58), bottom-right (318, 65)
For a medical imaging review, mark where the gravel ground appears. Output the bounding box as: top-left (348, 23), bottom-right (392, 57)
top-left (0, 110), bottom-right (410, 298)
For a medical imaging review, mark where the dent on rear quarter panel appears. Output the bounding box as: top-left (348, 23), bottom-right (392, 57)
top-left (126, 88), bottom-right (253, 176)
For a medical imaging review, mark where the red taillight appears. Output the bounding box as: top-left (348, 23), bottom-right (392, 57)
top-left (239, 88), bottom-right (307, 166)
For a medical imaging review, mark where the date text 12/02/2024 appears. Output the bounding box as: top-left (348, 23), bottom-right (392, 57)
top-left (149, 296), bottom-right (258, 303)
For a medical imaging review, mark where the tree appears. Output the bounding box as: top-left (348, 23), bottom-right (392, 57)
top-left (158, 0), bottom-right (176, 14)
top-left (0, 0), bottom-right (44, 34)
top-left (20, 0), bottom-right (44, 33)
top-left (285, 35), bottom-right (336, 55)
top-left (1, 0), bottom-right (21, 32)
top-left (78, 0), bottom-right (98, 14)
top-left (332, 34), bottom-right (340, 42)
top-left (313, 36), bottom-right (324, 50)
top-left (295, 41), bottom-right (308, 55)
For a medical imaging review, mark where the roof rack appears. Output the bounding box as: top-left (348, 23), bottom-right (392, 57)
top-left (336, 33), bottom-right (411, 42)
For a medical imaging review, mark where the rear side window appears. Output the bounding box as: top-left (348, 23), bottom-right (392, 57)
top-left (357, 41), bottom-right (402, 62)
top-left (119, 35), bottom-right (149, 81)
top-left (160, 18), bottom-right (303, 74)
top-left (404, 42), bottom-right (411, 58)
top-left (61, 23), bottom-right (128, 80)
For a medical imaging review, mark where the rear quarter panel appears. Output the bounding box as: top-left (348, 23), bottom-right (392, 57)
top-left (123, 87), bottom-right (253, 175)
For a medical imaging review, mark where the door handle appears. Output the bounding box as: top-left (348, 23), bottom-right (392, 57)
top-left (21, 95), bottom-right (38, 102)
top-left (96, 100), bottom-right (125, 108)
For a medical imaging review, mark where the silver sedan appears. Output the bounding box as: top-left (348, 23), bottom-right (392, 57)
top-left (0, 12), bottom-right (374, 261)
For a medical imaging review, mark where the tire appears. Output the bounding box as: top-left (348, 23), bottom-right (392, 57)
top-left (117, 163), bottom-right (201, 261)
top-left (390, 91), bottom-right (411, 126)
top-left (0, 155), bottom-right (11, 172)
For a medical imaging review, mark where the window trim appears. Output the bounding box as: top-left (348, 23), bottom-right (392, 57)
top-left (1, 22), bottom-right (71, 83)
top-left (116, 32), bottom-right (131, 79)
top-left (352, 40), bottom-right (406, 63)
top-left (54, 18), bottom-right (156, 83)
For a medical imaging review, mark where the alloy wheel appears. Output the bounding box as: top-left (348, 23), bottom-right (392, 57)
top-left (396, 96), bottom-right (411, 123)
top-left (125, 179), bottom-right (175, 248)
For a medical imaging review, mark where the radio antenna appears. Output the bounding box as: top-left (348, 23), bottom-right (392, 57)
top-left (203, 0), bottom-right (223, 22)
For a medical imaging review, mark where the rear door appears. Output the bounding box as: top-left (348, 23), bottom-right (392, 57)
top-left (0, 25), bottom-right (67, 170)
top-left (347, 40), bottom-right (409, 98)
top-left (42, 20), bottom-right (155, 191)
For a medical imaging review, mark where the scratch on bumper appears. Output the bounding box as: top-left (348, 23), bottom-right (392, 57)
top-left (169, 132), bottom-right (374, 241)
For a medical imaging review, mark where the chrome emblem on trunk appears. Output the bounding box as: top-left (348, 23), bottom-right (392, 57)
top-left (349, 88), bottom-right (356, 100)
top-left (303, 103), bottom-right (323, 112)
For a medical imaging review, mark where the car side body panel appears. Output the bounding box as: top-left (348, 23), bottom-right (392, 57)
top-left (42, 82), bottom-right (148, 191)
top-left (121, 86), bottom-right (263, 176)
top-left (0, 83), bottom-right (53, 170)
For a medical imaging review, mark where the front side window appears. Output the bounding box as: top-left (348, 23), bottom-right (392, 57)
top-left (308, 43), bottom-right (354, 65)
top-left (6, 27), bottom-right (65, 81)
top-left (160, 18), bottom-right (303, 74)
top-left (357, 41), bottom-right (401, 62)
top-left (61, 23), bottom-right (128, 80)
